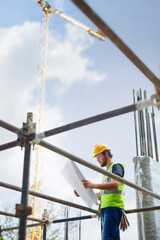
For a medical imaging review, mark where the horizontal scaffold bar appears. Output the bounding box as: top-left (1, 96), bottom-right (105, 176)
top-left (0, 223), bottom-right (40, 232)
top-left (0, 140), bottom-right (18, 151)
top-left (0, 215), bottom-right (94, 233)
top-left (125, 205), bottom-right (160, 214)
top-left (39, 104), bottom-right (136, 138)
top-left (0, 120), bottom-right (20, 134)
top-left (39, 141), bottom-right (160, 201)
top-left (0, 181), bottom-right (159, 218)
top-left (38, 97), bottom-right (155, 140)
top-left (0, 210), bottom-right (42, 223)
top-left (0, 181), bottom-right (99, 216)
top-left (52, 215), bottom-right (94, 224)
top-left (71, 0), bottom-right (160, 92)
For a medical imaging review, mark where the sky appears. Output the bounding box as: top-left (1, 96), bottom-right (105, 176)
top-left (0, 0), bottom-right (160, 239)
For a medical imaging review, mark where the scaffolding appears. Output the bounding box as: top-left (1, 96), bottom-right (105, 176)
top-left (0, 0), bottom-right (160, 239)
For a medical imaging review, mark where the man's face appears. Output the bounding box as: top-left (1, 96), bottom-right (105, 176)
top-left (96, 152), bottom-right (107, 167)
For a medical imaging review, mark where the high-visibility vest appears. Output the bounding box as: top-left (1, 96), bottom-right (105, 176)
top-left (100, 163), bottom-right (125, 209)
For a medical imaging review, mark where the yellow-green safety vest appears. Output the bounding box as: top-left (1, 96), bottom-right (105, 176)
top-left (100, 163), bottom-right (125, 210)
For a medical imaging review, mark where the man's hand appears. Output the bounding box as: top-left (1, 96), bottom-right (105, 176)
top-left (82, 179), bottom-right (95, 189)
top-left (74, 190), bottom-right (80, 197)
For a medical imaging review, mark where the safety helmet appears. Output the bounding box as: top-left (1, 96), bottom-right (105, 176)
top-left (93, 143), bottom-right (111, 158)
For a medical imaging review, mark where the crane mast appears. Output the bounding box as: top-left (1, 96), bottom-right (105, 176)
top-left (27, 8), bottom-right (50, 240)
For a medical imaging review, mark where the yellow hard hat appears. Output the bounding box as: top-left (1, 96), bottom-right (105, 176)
top-left (93, 143), bottom-right (111, 158)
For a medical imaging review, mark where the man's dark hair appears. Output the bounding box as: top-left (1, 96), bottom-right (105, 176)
top-left (102, 150), bottom-right (113, 158)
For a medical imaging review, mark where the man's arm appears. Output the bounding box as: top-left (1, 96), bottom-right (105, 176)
top-left (82, 176), bottom-right (120, 190)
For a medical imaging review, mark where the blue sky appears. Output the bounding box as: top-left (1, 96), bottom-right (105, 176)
top-left (0, 0), bottom-right (160, 239)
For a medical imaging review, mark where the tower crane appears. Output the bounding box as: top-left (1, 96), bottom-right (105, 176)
top-left (27, 1), bottom-right (105, 238)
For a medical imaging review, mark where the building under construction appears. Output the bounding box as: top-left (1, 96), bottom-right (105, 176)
top-left (0, 0), bottom-right (160, 240)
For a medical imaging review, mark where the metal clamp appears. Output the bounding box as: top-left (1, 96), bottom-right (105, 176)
top-left (42, 209), bottom-right (50, 226)
top-left (16, 204), bottom-right (32, 218)
top-left (17, 113), bottom-right (36, 149)
top-left (136, 94), bottom-right (158, 110)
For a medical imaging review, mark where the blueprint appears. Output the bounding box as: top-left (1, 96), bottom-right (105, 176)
top-left (61, 159), bottom-right (98, 208)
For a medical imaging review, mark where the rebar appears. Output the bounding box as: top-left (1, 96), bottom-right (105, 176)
top-left (137, 90), bottom-right (147, 155)
top-left (151, 107), bottom-right (159, 162)
top-left (133, 90), bottom-right (139, 156)
top-left (144, 91), bottom-right (153, 157)
top-left (71, 0), bottom-right (160, 92)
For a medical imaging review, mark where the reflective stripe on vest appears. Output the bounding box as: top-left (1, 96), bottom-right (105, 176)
top-left (101, 190), bottom-right (125, 196)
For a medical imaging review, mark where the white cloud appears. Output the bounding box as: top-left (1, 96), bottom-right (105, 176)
top-left (0, 20), bottom-right (106, 212)
top-left (47, 23), bottom-right (106, 93)
top-left (0, 21), bottom-right (106, 122)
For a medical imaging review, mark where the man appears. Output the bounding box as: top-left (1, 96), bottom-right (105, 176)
top-left (75, 143), bottom-right (125, 240)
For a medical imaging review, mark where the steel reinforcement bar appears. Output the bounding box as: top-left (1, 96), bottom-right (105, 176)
top-left (71, 0), bottom-right (160, 92)
top-left (39, 141), bottom-right (160, 201)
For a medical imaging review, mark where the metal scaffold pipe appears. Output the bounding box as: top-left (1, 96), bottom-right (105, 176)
top-left (39, 104), bottom-right (136, 138)
top-left (71, 0), bottom-right (160, 93)
top-left (18, 112), bottom-right (36, 240)
top-left (0, 181), bottom-right (160, 217)
top-left (0, 181), bottom-right (99, 215)
top-left (39, 140), bottom-right (160, 201)
top-left (0, 215), bottom-right (95, 233)
top-left (0, 120), bottom-right (20, 134)
top-left (38, 96), bottom-right (156, 140)
top-left (52, 215), bottom-right (94, 224)
top-left (35, 95), bottom-right (156, 143)
top-left (19, 142), bottom-right (32, 240)
top-left (0, 140), bottom-right (18, 151)
top-left (1, 223), bottom-right (40, 233)
top-left (125, 205), bottom-right (160, 214)
top-left (0, 210), bottom-right (42, 223)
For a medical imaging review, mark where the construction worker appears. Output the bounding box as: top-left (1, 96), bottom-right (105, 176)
top-left (74, 143), bottom-right (125, 240)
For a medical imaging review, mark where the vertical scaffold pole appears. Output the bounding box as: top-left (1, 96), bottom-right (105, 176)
top-left (19, 143), bottom-right (32, 239)
top-left (18, 113), bottom-right (35, 240)
top-left (42, 209), bottom-right (49, 240)
top-left (78, 211), bottom-right (81, 240)
top-left (43, 224), bottom-right (47, 240)
top-left (64, 207), bottom-right (69, 240)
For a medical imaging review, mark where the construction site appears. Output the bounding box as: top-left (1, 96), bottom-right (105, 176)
top-left (0, 0), bottom-right (160, 239)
